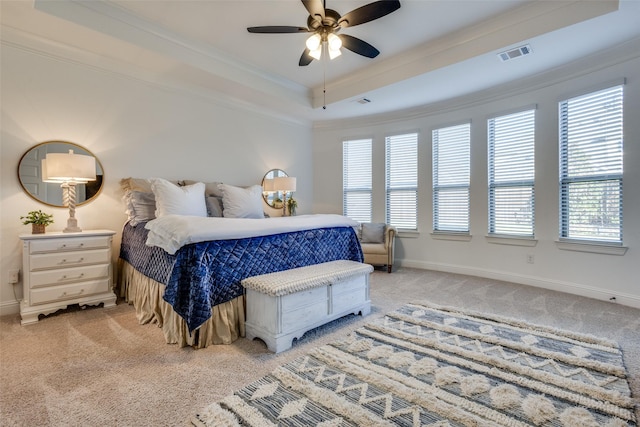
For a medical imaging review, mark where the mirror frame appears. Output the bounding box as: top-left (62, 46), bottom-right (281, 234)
top-left (17, 140), bottom-right (104, 208)
top-left (261, 169), bottom-right (288, 209)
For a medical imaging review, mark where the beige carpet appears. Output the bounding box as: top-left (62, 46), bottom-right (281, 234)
top-left (1, 267), bottom-right (638, 426)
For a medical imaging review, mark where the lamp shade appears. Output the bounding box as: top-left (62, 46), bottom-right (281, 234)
top-left (274, 176), bottom-right (296, 192)
top-left (262, 178), bottom-right (274, 192)
top-left (42, 149), bottom-right (96, 183)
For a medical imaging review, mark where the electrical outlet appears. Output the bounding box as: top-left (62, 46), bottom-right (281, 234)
top-left (526, 254), bottom-right (534, 264)
top-left (9, 269), bottom-right (19, 284)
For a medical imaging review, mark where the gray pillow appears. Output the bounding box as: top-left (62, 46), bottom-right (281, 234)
top-left (361, 223), bottom-right (386, 243)
top-left (183, 180), bottom-right (224, 198)
top-left (128, 191), bottom-right (156, 225)
top-left (353, 223), bottom-right (362, 241)
top-left (205, 196), bottom-right (223, 217)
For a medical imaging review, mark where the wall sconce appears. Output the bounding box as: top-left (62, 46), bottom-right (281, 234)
top-left (42, 149), bottom-right (96, 232)
top-left (273, 176), bottom-right (296, 216)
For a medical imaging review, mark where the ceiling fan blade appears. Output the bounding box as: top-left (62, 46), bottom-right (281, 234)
top-left (299, 49), bottom-right (314, 66)
top-left (301, 0), bottom-right (325, 21)
top-left (339, 34), bottom-right (380, 58)
top-left (338, 0), bottom-right (401, 28)
top-left (247, 26), bottom-right (309, 34)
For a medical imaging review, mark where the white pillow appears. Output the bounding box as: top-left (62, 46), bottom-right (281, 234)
top-left (150, 178), bottom-right (207, 218)
top-left (218, 184), bottom-right (264, 219)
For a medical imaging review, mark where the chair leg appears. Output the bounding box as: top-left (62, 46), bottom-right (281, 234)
top-left (387, 265), bottom-right (392, 273)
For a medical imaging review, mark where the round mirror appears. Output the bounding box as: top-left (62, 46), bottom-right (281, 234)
top-left (261, 169), bottom-right (288, 209)
top-left (18, 141), bottom-right (104, 207)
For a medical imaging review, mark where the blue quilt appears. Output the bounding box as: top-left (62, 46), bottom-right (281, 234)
top-left (120, 222), bottom-right (363, 332)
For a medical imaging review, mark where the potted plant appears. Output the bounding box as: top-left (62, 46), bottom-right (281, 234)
top-left (21, 210), bottom-right (54, 234)
top-left (287, 197), bottom-right (298, 216)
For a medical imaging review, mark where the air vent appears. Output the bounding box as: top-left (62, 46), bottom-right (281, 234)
top-left (355, 98), bottom-right (371, 104)
top-left (497, 44), bottom-right (532, 62)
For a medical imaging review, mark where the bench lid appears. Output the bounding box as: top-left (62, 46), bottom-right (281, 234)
top-left (241, 260), bottom-right (373, 296)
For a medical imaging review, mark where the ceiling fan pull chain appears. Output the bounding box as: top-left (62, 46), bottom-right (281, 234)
top-left (323, 50), bottom-right (327, 110)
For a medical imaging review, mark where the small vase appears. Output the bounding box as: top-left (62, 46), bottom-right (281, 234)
top-left (32, 224), bottom-right (46, 234)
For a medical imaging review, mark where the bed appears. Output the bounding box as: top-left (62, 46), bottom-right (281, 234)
top-left (116, 177), bottom-right (363, 348)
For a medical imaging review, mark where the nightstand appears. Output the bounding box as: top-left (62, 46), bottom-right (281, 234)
top-left (19, 229), bottom-right (117, 325)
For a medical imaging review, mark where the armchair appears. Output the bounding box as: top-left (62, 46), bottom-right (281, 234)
top-left (356, 223), bottom-right (396, 273)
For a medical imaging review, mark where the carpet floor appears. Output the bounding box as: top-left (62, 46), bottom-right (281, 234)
top-left (1, 267), bottom-right (638, 426)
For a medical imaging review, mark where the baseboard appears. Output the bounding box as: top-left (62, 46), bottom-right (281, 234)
top-left (0, 300), bottom-right (20, 317)
top-left (397, 260), bottom-right (640, 310)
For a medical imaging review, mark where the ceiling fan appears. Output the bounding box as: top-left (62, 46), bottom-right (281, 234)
top-left (247, 0), bottom-right (401, 66)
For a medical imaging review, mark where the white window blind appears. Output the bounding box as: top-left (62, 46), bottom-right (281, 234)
top-left (432, 123), bottom-right (470, 232)
top-left (559, 85), bottom-right (623, 243)
top-left (385, 133), bottom-right (418, 230)
top-left (488, 109), bottom-right (535, 236)
top-left (343, 139), bottom-right (372, 222)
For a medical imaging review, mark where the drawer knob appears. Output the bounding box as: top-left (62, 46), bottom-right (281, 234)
top-left (60, 273), bottom-right (85, 281)
top-left (61, 289), bottom-right (85, 298)
top-left (59, 243), bottom-right (84, 249)
top-left (60, 257), bottom-right (84, 265)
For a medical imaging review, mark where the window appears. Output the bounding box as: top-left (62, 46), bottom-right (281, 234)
top-left (343, 139), bottom-right (372, 222)
top-left (432, 123), bottom-right (470, 232)
top-left (488, 109), bottom-right (535, 236)
top-left (385, 133), bottom-right (418, 230)
top-left (559, 85), bottom-right (623, 243)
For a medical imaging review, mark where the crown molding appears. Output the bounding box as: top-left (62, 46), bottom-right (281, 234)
top-left (1, 25), bottom-right (312, 128)
top-left (313, 0), bottom-right (619, 108)
top-left (32, 0), bottom-right (310, 108)
top-left (313, 36), bottom-right (640, 130)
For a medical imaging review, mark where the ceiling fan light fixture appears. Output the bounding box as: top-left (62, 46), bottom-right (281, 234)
top-left (247, 0), bottom-right (401, 66)
top-left (328, 47), bottom-right (342, 59)
top-left (306, 33), bottom-right (322, 51)
top-left (309, 46), bottom-right (322, 60)
top-left (327, 33), bottom-right (342, 50)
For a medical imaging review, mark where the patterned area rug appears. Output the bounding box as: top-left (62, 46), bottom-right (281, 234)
top-left (192, 302), bottom-right (637, 426)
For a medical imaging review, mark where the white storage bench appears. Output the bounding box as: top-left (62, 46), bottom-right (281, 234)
top-left (241, 260), bottom-right (373, 353)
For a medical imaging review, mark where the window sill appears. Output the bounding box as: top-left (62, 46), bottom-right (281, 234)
top-left (485, 235), bottom-right (537, 247)
top-left (431, 232), bottom-right (472, 242)
top-left (555, 240), bottom-right (627, 256)
top-left (397, 230), bottom-right (419, 239)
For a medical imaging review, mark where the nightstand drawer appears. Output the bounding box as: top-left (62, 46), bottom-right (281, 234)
top-left (29, 236), bottom-right (111, 254)
top-left (30, 264), bottom-right (110, 288)
top-left (30, 279), bottom-right (110, 305)
top-left (29, 249), bottom-right (110, 271)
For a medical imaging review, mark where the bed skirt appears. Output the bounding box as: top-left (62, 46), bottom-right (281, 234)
top-left (117, 259), bottom-right (245, 348)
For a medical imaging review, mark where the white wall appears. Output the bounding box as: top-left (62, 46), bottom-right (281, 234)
top-left (313, 47), bottom-right (640, 308)
top-left (0, 41), bottom-right (313, 314)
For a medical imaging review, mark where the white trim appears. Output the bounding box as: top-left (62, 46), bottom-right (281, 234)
top-left (0, 300), bottom-right (20, 317)
top-left (1, 25), bottom-right (311, 128)
top-left (397, 230), bottom-right (420, 239)
top-left (486, 235), bottom-right (537, 247)
top-left (314, 37), bottom-right (640, 130)
top-left (32, 0), bottom-right (308, 100)
top-left (396, 260), bottom-right (640, 309)
top-left (430, 232), bottom-right (472, 242)
top-left (312, 0), bottom-right (620, 109)
top-left (555, 240), bottom-right (628, 255)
